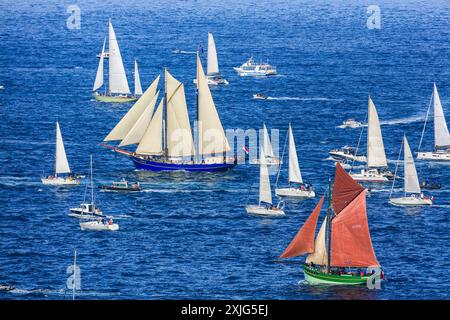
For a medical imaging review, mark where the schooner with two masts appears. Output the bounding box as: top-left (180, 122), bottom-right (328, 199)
top-left (92, 19), bottom-right (141, 103)
top-left (101, 54), bottom-right (237, 172)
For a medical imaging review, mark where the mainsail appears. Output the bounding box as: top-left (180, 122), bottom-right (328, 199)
top-left (108, 19), bottom-right (130, 94)
top-left (196, 54), bottom-right (230, 156)
top-left (55, 122), bottom-right (71, 175)
top-left (259, 148), bottom-right (273, 205)
top-left (332, 163), bottom-right (365, 215)
top-left (403, 135), bottom-right (421, 194)
top-left (305, 217), bottom-right (328, 266)
top-left (262, 124), bottom-right (275, 158)
top-left (104, 76), bottom-right (160, 141)
top-left (207, 32), bottom-right (219, 75)
top-left (433, 83), bottom-right (450, 149)
top-left (288, 124), bottom-right (302, 184)
top-left (136, 99), bottom-right (164, 155)
top-left (279, 195), bottom-right (325, 258)
top-left (134, 60), bottom-right (143, 96)
top-left (93, 37), bottom-right (106, 91)
top-left (367, 97), bottom-right (387, 168)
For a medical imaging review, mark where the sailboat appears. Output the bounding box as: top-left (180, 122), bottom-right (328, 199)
top-left (251, 123), bottom-right (282, 165)
top-left (280, 163), bottom-right (383, 285)
top-left (389, 135), bottom-right (433, 206)
top-left (417, 83), bottom-right (450, 161)
top-left (246, 148), bottom-right (285, 217)
top-left (101, 53), bottom-right (237, 172)
top-left (92, 19), bottom-right (137, 103)
top-left (134, 60), bottom-right (143, 97)
top-left (350, 96), bottom-right (394, 182)
top-left (193, 32), bottom-right (228, 86)
top-left (69, 156), bottom-right (103, 219)
top-left (41, 121), bottom-right (80, 186)
top-left (275, 124), bottom-right (315, 198)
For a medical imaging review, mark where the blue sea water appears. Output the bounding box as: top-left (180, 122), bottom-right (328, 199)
top-left (0, 0), bottom-right (449, 300)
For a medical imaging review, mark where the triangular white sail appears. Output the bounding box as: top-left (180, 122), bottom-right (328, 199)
top-left (403, 135), bottom-right (421, 194)
top-left (207, 32), bottom-right (219, 75)
top-left (288, 124), bottom-right (302, 184)
top-left (134, 60), bottom-right (143, 96)
top-left (104, 76), bottom-right (160, 141)
top-left (93, 37), bottom-right (105, 92)
top-left (108, 19), bottom-right (131, 94)
top-left (119, 92), bottom-right (159, 147)
top-left (55, 121), bottom-right (71, 175)
top-left (136, 99), bottom-right (164, 155)
top-left (433, 83), bottom-right (450, 148)
top-left (367, 97), bottom-right (388, 168)
top-left (165, 69), bottom-right (195, 157)
top-left (306, 217), bottom-right (328, 265)
top-left (259, 148), bottom-right (272, 205)
top-left (262, 124), bottom-right (275, 158)
top-left (196, 54), bottom-right (230, 156)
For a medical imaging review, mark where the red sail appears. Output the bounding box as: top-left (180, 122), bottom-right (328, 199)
top-left (332, 163), bottom-right (364, 215)
top-left (331, 191), bottom-right (379, 267)
top-left (279, 195), bottom-right (325, 259)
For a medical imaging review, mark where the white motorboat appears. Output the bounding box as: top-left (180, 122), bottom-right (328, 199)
top-left (234, 57), bottom-right (277, 76)
top-left (275, 124), bottom-right (315, 198)
top-left (41, 122), bottom-right (81, 186)
top-left (96, 51), bottom-right (109, 59)
top-left (253, 93), bottom-right (268, 100)
top-left (80, 218), bottom-right (119, 231)
top-left (246, 148), bottom-right (285, 217)
top-left (389, 135), bottom-right (433, 206)
top-left (0, 85), bottom-right (4, 90)
top-left (417, 83), bottom-right (450, 161)
top-left (329, 146), bottom-right (367, 163)
top-left (193, 33), bottom-right (228, 86)
top-left (340, 118), bottom-right (364, 129)
top-left (350, 96), bottom-right (393, 182)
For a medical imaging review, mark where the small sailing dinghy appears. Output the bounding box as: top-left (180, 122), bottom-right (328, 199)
top-left (389, 135), bottom-right (433, 206)
top-left (69, 156), bottom-right (104, 219)
top-left (417, 83), bottom-right (450, 161)
top-left (80, 217), bottom-right (119, 231)
top-left (280, 163), bottom-right (383, 285)
top-left (246, 148), bottom-right (285, 217)
top-left (193, 33), bottom-right (228, 86)
top-left (92, 19), bottom-right (137, 103)
top-left (275, 124), bottom-right (315, 198)
top-left (99, 180), bottom-right (141, 192)
top-left (350, 97), bottom-right (394, 182)
top-left (41, 122), bottom-right (80, 186)
top-left (101, 53), bottom-right (237, 172)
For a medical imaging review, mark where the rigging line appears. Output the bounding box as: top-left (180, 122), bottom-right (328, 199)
top-left (389, 137), bottom-right (403, 199)
top-left (275, 127), bottom-right (289, 188)
top-left (417, 91), bottom-right (433, 153)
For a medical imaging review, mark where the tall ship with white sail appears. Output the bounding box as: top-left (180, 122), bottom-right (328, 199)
top-left (92, 19), bottom-right (140, 103)
top-left (101, 54), bottom-right (237, 172)
top-left (193, 32), bottom-right (228, 86)
top-left (417, 83), bottom-right (450, 161)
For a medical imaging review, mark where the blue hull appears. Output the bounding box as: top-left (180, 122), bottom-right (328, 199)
top-left (130, 156), bottom-right (237, 172)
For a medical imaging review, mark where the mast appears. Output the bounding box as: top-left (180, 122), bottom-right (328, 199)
top-left (90, 155), bottom-right (94, 206)
top-left (196, 51), bottom-right (200, 161)
top-left (164, 68), bottom-right (168, 160)
top-left (326, 178), bottom-right (332, 274)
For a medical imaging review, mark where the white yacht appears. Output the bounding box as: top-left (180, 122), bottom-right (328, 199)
top-left (193, 33), bottom-right (228, 86)
top-left (234, 57), bottom-right (277, 76)
top-left (389, 135), bottom-right (433, 206)
top-left (329, 146), bottom-right (367, 163)
top-left (80, 217), bottom-right (119, 231)
top-left (340, 118), bottom-right (364, 129)
top-left (417, 83), bottom-right (450, 161)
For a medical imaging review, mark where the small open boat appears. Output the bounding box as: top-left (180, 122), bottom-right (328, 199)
top-left (0, 285), bottom-right (15, 291)
top-left (420, 179), bottom-right (441, 190)
top-left (80, 217), bottom-right (119, 231)
top-left (99, 180), bottom-right (141, 192)
top-left (253, 93), bottom-right (268, 100)
top-left (340, 118), bottom-right (364, 129)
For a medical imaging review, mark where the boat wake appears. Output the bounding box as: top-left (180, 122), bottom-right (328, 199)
top-left (266, 97), bottom-right (342, 102)
top-left (380, 115), bottom-right (425, 126)
top-left (172, 50), bottom-right (196, 54)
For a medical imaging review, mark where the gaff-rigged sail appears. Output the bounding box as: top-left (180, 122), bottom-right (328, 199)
top-left (332, 163), bottom-right (365, 215)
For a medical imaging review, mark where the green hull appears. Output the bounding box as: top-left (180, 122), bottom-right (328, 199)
top-left (94, 94), bottom-right (137, 103)
top-left (303, 265), bottom-right (369, 285)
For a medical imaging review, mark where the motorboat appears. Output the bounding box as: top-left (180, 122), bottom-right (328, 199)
top-left (340, 118), bottom-right (364, 129)
top-left (329, 146), bottom-right (367, 163)
top-left (420, 180), bottom-right (441, 190)
top-left (69, 202), bottom-right (103, 219)
top-left (253, 93), bottom-right (268, 100)
top-left (234, 57), bottom-right (277, 76)
top-left (99, 180), bottom-right (141, 192)
top-left (80, 217), bottom-right (119, 231)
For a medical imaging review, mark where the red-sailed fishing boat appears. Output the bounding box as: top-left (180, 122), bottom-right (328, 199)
top-left (279, 163), bottom-right (383, 285)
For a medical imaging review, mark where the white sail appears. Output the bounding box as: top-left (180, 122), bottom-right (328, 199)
top-left (306, 217), bottom-right (328, 266)
top-left (197, 54), bottom-right (230, 156)
top-left (119, 92), bottom-right (159, 147)
top-left (55, 122), bottom-right (71, 175)
top-left (136, 99), bottom-right (164, 155)
top-left (165, 69), bottom-right (195, 157)
top-left (104, 76), bottom-right (160, 141)
top-left (93, 37), bottom-right (105, 91)
top-left (288, 124), bottom-right (302, 184)
top-left (433, 83), bottom-right (450, 148)
top-left (259, 148), bottom-right (272, 205)
top-left (207, 32), bottom-right (219, 75)
top-left (108, 19), bottom-right (130, 94)
top-left (262, 124), bottom-right (275, 158)
top-left (367, 97), bottom-right (388, 168)
top-left (134, 60), bottom-right (143, 96)
top-left (403, 135), bottom-right (421, 194)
